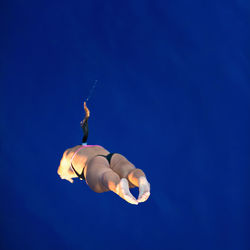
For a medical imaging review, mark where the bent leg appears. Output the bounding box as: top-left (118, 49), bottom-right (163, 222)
top-left (85, 156), bottom-right (120, 193)
top-left (85, 156), bottom-right (138, 204)
top-left (110, 154), bottom-right (145, 187)
top-left (110, 154), bottom-right (151, 203)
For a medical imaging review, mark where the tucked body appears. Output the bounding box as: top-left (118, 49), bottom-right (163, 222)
top-left (58, 144), bottom-right (150, 204)
top-left (57, 102), bottom-right (150, 205)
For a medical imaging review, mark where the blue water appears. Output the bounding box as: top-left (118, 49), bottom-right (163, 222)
top-left (1, 1), bottom-right (249, 250)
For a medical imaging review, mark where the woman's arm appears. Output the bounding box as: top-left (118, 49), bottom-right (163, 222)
top-left (80, 102), bottom-right (90, 144)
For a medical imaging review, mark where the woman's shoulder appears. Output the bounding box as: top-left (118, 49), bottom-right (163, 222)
top-left (63, 145), bottom-right (81, 158)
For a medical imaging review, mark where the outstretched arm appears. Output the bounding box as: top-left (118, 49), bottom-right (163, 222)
top-left (80, 102), bottom-right (90, 144)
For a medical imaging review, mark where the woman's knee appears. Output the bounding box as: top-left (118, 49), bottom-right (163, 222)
top-left (101, 170), bottom-right (120, 192)
top-left (127, 168), bottom-right (146, 187)
top-left (111, 154), bottom-right (135, 177)
top-left (128, 168), bottom-right (145, 179)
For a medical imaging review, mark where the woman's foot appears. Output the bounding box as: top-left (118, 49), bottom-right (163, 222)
top-left (137, 176), bottom-right (150, 203)
top-left (116, 178), bottom-right (138, 205)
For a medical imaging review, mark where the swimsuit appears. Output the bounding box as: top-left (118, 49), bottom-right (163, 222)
top-left (96, 153), bottom-right (115, 164)
top-left (70, 144), bottom-right (115, 181)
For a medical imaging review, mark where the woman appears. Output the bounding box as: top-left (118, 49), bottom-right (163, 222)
top-left (57, 102), bottom-right (150, 205)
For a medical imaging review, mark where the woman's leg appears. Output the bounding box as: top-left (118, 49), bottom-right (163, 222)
top-left (85, 156), bottom-right (138, 204)
top-left (110, 154), bottom-right (151, 202)
top-left (110, 154), bottom-right (144, 186)
top-left (85, 156), bottom-right (120, 193)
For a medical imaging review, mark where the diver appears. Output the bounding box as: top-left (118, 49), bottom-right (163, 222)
top-left (57, 102), bottom-right (150, 205)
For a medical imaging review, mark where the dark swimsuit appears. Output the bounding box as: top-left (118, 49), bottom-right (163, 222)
top-left (70, 117), bottom-right (115, 181)
top-left (71, 153), bottom-right (115, 181)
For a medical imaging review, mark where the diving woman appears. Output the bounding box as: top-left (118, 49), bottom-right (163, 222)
top-left (57, 102), bottom-right (150, 205)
